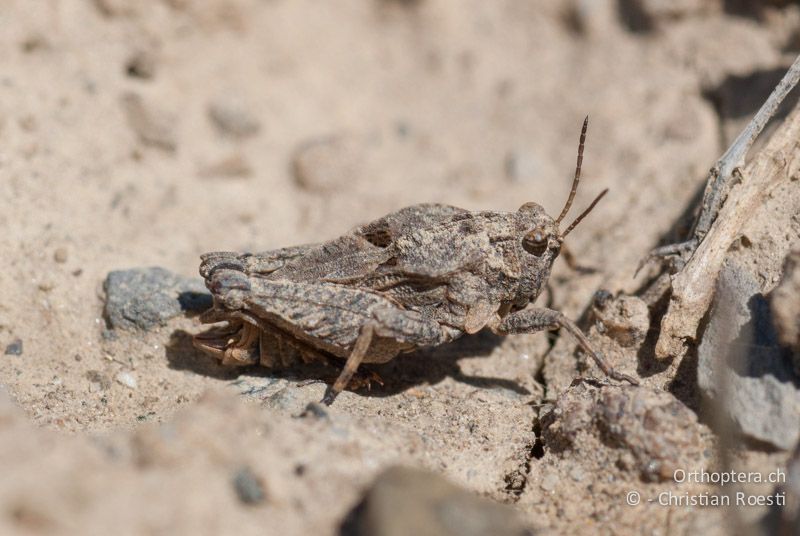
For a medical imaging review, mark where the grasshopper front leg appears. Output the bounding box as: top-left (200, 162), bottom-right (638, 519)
top-left (492, 307), bottom-right (639, 385)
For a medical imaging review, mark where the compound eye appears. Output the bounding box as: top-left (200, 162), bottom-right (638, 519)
top-left (522, 230), bottom-right (548, 257)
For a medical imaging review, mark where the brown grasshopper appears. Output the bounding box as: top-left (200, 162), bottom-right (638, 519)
top-left (193, 118), bottom-right (638, 405)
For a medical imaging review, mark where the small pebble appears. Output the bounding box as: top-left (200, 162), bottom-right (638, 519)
top-left (54, 247), bottom-right (68, 263)
top-left (115, 371), bottom-right (138, 390)
top-left (4, 339), bottom-right (23, 356)
top-left (38, 281), bottom-right (54, 292)
top-left (569, 466), bottom-right (585, 482)
top-left (208, 94), bottom-right (260, 138)
top-left (540, 472), bottom-right (559, 492)
top-left (125, 50), bottom-right (156, 80)
top-left (232, 466), bottom-right (266, 505)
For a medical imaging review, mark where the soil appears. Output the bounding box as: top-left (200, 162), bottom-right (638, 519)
top-left (1, 1), bottom-right (799, 534)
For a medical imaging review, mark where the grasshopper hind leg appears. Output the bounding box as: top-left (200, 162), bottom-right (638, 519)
top-left (321, 323), bottom-right (376, 406)
top-left (257, 327), bottom-right (335, 369)
top-left (193, 320), bottom-right (260, 366)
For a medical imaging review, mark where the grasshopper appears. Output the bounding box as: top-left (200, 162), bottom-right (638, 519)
top-left (193, 118), bottom-right (639, 405)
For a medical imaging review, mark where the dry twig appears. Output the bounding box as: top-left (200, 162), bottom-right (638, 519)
top-left (653, 56), bottom-right (800, 358)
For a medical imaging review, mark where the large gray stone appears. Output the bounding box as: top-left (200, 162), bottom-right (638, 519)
top-left (103, 267), bottom-right (211, 330)
top-left (342, 466), bottom-right (533, 536)
top-left (698, 260), bottom-right (800, 450)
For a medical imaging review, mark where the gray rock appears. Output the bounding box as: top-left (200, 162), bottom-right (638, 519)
top-left (3, 339), bottom-right (22, 356)
top-left (342, 466), bottom-right (533, 536)
top-left (103, 267), bottom-right (212, 330)
top-left (698, 260), bottom-right (800, 450)
top-left (231, 466), bottom-right (266, 505)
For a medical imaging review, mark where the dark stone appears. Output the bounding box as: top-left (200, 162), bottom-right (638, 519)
top-left (103, 267), bottom-right (212, 330)
top-left (125, 50), bottom-right (156, 80)
top-left (4, 339), bottom-right (22, 356)
top-left (232, 466), bottom-right (266, 505)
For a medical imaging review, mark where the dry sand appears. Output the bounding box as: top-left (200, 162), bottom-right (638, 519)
top-left (1, 1), bottom-right (799, 534)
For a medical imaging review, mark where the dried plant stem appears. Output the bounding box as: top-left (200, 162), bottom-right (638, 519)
top-left (639, 54), bottom-right (800, 271)
top-left (655, 91), bottom-right (800, 359)
top-left (694, 53), bottom-right (800, 241)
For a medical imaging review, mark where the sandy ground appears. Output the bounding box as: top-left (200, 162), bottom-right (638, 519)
top-left (1, 1), bottom-right (799, 534)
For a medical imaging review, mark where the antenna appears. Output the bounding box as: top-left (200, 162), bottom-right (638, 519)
top-left (560, 188), bottom-right (608, 238)
top-left (555, 116), bottom-right (588, 227)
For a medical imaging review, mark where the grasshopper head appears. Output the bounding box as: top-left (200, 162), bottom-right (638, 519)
top-left (512, 117), bottom-right (608, 305)
top-left (512, 202), bottom-right (561, 307)
top-left (518, 116), bottom-right (608, 258)
top-left (517, 202), bottom-right (561, 259)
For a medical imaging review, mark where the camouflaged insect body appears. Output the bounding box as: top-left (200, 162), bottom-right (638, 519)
top-left (194, 118), bottom-right (638, 404)
top-left (198, 201), bottom-right (559, 366)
